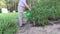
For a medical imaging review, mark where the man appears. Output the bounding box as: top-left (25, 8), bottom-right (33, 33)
top-left (18, 0), bottom-right (30, 27)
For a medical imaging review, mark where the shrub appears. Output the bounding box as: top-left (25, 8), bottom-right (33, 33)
top-left (30, 0), bottom-right (60, 25)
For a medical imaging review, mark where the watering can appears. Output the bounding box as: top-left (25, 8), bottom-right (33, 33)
top-left (23, 10), bottom-right (31, 18)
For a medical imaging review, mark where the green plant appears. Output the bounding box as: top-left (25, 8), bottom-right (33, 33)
top-left (30, 0), bottom-right (60, 25)
top-left (0, 13), bottom-right (18, 34)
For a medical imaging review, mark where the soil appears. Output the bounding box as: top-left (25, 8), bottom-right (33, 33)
top-left (16, 21), bottom-right (60, 34)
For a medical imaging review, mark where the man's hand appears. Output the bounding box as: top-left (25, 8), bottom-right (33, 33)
top-left (29, 8), bottom-right (31, 11)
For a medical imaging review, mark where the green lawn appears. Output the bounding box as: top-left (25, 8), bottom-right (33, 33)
top-left (0, 13), bottom-right (18, 34)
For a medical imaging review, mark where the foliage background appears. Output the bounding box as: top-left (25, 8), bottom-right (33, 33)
top-left (0, 0), bottom-right (19, 12)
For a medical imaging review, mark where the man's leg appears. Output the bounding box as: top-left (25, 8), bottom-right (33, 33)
top-left (23, 17), bottom-right (28, 24)
top-left (18, 12), bottom-right (23, 27)
top-left (18, 6), bottom-right (24, 27)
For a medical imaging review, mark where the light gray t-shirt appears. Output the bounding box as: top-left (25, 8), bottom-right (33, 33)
top-left (18, 0), bottom-right (26, 7)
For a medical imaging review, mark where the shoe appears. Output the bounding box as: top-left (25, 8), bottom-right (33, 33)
top-left (19, 24), bottom-right (25, 27)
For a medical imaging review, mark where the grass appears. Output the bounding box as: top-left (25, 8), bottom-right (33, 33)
top-left (0, 13), bottom-right (18, 34)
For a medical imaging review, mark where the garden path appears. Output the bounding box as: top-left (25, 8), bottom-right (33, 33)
top-left (16, 21), bottom-right (60, 34)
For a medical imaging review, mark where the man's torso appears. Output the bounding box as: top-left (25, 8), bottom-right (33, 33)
top-left (18, 0), bottom-right (26, 7)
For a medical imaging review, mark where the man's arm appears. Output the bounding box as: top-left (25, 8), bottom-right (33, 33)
top-left (25, 0), bottom-right (31, 10)
top-left (25, 3), bottom-right (30, 9)
top-left (25, 2), bottom-right (31, 10)
top-left (23, 0), bottom-right (31, 10)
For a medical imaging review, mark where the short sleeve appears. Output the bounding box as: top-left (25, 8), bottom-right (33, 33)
top-left (23, 0), bottom-right (26, 5)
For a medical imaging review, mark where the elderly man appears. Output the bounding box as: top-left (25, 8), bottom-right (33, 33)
top-left (18, 0), bottom-right (30, 27)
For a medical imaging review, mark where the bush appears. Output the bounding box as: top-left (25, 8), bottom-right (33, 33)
top-left (30, 0), bottom-right (60, 25)
top-left (0, 13), bottom-right (18, 34)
